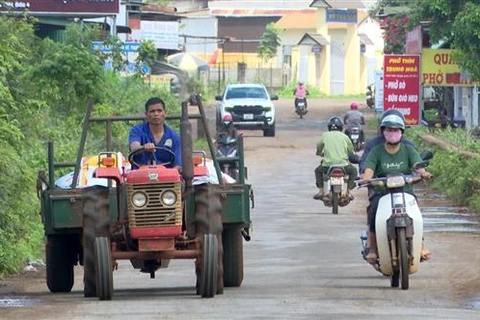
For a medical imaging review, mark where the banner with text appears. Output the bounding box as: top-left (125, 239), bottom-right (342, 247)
top-left (383, 55), bottom-right (420, 125)
top-left (421, 49), bottom-right (478, 86)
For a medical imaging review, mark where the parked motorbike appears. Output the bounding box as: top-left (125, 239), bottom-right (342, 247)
top-left (359, 152), bottom-right (433, 290)
top-left (366, 85), bottom-right (374, 109)
top-left (348, 126), bottom-right (364, 152)
top-left (295, 97), bottom-right (308, 119)
top-left (216, 115), bottom-right (239, 180)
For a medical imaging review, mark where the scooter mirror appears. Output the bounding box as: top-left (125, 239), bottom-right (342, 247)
top-left (348, 154), bottom-right (360, 164)
top-left (420, 150), bottom-right (433, 161)
top-left (413, 161), bottom-right (429, 170)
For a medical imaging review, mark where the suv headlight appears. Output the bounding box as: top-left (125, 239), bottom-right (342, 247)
top-left (132, 192), bottom-right (148, 208)
top-left (161, 190), bottom-right (177, 206)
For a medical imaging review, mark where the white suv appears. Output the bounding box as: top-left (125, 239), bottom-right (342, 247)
top-left (215, 83), bottom-right (278, 137)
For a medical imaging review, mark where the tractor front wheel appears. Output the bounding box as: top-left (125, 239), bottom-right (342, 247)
top-left (95, 236), bottom-right (113, 300)
top-left (82, 187), bottom-right (111, 298)
top-left (194, 184), bottom-right (224, 297)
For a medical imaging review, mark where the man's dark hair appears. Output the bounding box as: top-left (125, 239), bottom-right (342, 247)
top-left (145, 97), bottom-right (166, 112)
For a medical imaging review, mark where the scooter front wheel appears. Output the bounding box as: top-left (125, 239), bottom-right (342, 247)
top-left (398, 228), bottom-right (409, 290)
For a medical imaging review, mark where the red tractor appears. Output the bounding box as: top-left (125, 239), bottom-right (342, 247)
top-left (38, 96), bottom-right (251, 300)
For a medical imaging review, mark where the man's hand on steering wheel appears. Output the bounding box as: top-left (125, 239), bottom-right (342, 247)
top-left (128, 145), bottom-right (176, 168)
top-left (143, 142), bottom-right (156, 152)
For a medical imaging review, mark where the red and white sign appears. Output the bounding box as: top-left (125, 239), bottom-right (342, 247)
top-left (383, 55), bottom-right (421, 126)
top-left (0, 1), bottom-right (119, 14)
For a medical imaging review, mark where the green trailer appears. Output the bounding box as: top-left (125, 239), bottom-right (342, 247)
top-left (36, 96), bottom-right (252, 300)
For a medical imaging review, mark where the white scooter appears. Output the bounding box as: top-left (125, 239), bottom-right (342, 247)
top-left (359, 154), bottom-right (432, 290)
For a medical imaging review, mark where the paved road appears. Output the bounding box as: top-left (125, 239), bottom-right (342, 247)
top-left (1, 98), bottom-right (480, 319)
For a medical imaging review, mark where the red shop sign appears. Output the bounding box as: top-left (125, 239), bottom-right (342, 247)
top-left (383, 54), bottom-right (421, 126)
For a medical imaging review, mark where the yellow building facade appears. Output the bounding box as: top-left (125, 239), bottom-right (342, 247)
top-left (276, 7), bottom-right (371, 95)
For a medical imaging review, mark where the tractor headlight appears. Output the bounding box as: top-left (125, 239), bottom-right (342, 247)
top-left (132, 192), bottom-right (148, 208)
top-left (161, 190), bottom-right (177, 206)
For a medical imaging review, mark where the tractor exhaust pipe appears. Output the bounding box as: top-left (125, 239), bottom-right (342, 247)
top-left (180, 101), bottom-right (194, 199)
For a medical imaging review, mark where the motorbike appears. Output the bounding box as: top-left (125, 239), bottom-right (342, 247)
top-left (359, 152), bottom-right (433, 290)
top-left (320, 165), bottom-right (352, 214)
top-left (216, 118), bottom-right (239, 180)
top-left (295, 97), bottom-right (308, 119)
top-left (366, 85), bottom-right (374, 109)
top-left (348, 126), bottom-right (364, 152)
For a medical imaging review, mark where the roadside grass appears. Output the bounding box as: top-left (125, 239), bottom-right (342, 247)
top-left (408, 126), bottom-right (480, 212)
top-left (364, 119), bottom-right (480, 212)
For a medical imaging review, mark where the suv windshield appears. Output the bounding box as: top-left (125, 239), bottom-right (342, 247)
top-left (225, 87), bottom-right (268, 100)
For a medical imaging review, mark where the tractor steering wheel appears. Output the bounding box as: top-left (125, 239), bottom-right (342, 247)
top-left (128, 146), bottom-right (176, 169)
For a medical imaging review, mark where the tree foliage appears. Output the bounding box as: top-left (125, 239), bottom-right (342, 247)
top-left (257, 23), bottom-right (282, 62)
top-left (374, 0), bottom-right (480, 80)
top-left (0, 15), bottom-right (180, 277)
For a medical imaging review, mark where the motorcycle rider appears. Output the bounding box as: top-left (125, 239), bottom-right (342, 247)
top-left (293, 81), bottom-right (308, 111)
top-left (343, 101), bottom-right (365, 144)
top-left (359, 113), bottom-right (432, 264)
top-left (359, 109), bottom-right (414, 174)
top-left (313, 116), bottom-right (357, 200)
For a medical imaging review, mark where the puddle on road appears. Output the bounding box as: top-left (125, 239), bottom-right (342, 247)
top-left (0, 296), bottom-right (43, 307)
top-left (418, 188), bottom-right (480, 233)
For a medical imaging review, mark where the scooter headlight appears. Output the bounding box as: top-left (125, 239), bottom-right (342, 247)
top-left (161, 190), bottom-right (177, 206)
top-left (386, 176), bottom-right (406, 188)
top-left (132, 192), bottom-right (148, 208)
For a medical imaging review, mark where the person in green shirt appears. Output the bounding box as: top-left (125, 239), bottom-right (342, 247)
top-left (314, 116), bottom-right (358, 200)
top-left (361, 114), bottom-right (432, 264)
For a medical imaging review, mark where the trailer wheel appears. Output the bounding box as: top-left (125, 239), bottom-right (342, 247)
top-left (194, 184), bottom-right (224, 296)
top-left (95, 236), bottom-right (113, 300)
top-left (46, 235), bottom-right (75, 293)
top-left (82, 187), bottom-right (111, 298)
top-left (222, 226), bottom-right (244, 287)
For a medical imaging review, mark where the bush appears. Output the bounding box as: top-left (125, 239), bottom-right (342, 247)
top-left (407, 126), bottom-right (480, 211)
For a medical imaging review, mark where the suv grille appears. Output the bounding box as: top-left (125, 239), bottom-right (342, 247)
top-left (232, 105), bottom-right (264, 115)
top-left (127, 182), bottom-right (182, 228)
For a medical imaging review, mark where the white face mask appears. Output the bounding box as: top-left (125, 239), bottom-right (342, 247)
top-left (384, 130), bottom-right (402, 144)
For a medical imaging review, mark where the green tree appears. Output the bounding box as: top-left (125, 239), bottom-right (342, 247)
top-left (452, 2), bottom-right (480, 80)
top-left (257, 23), bottom-right (282, 62)
top-left (374, 0), bottom-right (480, 80)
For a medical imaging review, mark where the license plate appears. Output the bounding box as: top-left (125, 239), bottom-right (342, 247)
top-left (298, 102), bottom-right (305, 107)
top-left (330, 177), bottom-right (343, 185)
top-left (243, 113), bottom-right (253, 120)
top-left (351, 134), bottom-right (359, 139)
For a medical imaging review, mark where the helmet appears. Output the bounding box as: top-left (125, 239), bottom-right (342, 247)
top-left (381, 108), bottom-right (405, 122)
top-left (381, 114), bottom-right (405, 132)
top-left (298, 81), bottom-right (304, 85)
top-left (327, 116), bottom-right (343, 131)
top-left (350, 101), bottom-right (359, 110)
top-left (223, 113), bottom-right (233, 123)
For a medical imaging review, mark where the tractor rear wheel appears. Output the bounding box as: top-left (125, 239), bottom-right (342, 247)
top-left (82, 187), bottom-right (111, 298)
top-left (222, 226), bottom-right (244, 287)
top-left (194, 184), bottom-right (224, 297)
top-left (46, 235), bottom-right (75, 293)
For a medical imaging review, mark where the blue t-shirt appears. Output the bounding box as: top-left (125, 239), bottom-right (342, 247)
top-left (128, 122), bottom-right (182, 169)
